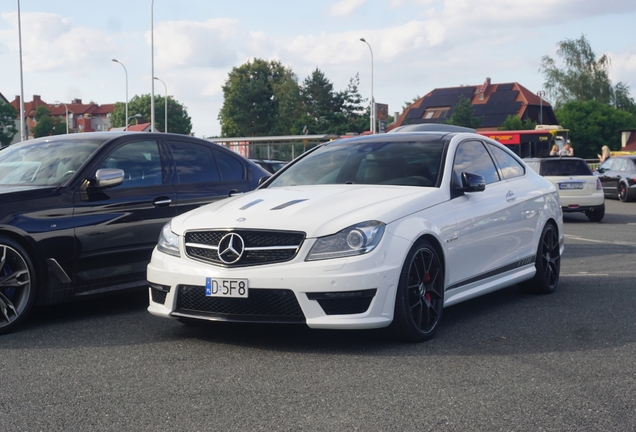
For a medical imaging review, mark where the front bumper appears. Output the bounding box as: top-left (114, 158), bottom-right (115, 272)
top-left (147, 235), bottom-right (409, 329)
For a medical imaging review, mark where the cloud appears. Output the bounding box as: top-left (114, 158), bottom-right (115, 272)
top-left (329, 0), bottom-right (368, 16)
top-left (1, 12), bottom-right (115, 74)
top-left (151, 18), bottom-right (241, 69)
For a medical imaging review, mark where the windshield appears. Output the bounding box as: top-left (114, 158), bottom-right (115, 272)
top-left (268, 139), bottom-right (445, 188)
top-left (0, 138), bottom-right (102, 186)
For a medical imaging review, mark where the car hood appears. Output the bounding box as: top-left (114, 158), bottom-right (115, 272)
top-left (0, 185), bottom-right (57, 199)
top-left (171, 185), bottom-right (445, 238)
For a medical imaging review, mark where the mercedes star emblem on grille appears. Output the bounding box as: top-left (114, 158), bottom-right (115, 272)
top-left (217, 233), bottom-right (245, 264)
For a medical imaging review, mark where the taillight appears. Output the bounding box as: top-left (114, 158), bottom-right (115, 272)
top-left (596, 178), bottom-right (602, 190)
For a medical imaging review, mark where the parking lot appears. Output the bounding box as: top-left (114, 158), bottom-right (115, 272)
top-left (2, 199), bottom-right (635, 431)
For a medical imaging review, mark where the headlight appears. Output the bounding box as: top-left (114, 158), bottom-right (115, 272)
top-left (306, 221), bottom-right (385, 261)
top-left (157, 222), bottom-right (181, 257)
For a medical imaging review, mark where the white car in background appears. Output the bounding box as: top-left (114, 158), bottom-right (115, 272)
top-left (147, 127), bottom-right (564, 342)
top-left (525, 156), bottom-right (605, 222)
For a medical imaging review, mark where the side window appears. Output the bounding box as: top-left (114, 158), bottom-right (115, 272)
top-left (98, 140), bottom-right (162, 189)
top-left (213, 149), bottom-right (244, 181)
top-left (168, 141), bottom-right (220, 184)
top-left (453, 141), bottom-right (500, 185)
top-left (488, 144), bottom-right (525, 180)
top-left (599, 159), bottom-right (613, 171)
top-left (614, 158), bottom-right (628, 172)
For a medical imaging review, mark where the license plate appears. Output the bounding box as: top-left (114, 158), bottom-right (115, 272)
top-left (559, 183), bottom-right (584, 190)
top-left (205, 278), bottom-right (248, 298)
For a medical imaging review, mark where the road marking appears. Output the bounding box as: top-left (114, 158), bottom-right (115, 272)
top-left (565, 234), bottom-right (636, 247)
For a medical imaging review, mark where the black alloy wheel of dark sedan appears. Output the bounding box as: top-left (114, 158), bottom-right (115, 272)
top-left (618, 182), bottom-right (631, 202)
top-left (0, 237), bottom-right (36, 334)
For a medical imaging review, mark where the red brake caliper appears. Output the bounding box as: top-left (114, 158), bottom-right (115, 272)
top-left (423, 272), bottom-right (431, 303)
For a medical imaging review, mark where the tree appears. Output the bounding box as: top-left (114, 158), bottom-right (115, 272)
top-left (110, 94), bottom-right (192, 135)
top-left (446, 94), bottom-right (482, 129)
top-left (540, 35), bottom-right (632, 109)
top-left (32, 106), bottom-right (62, 138)
top-left (218, 59), bottom-right (285, 137)
top-left (498, 115), bottom-right (536, 131)
top-left (338, 73), bottom-right (368, 134)
top-left (556, 100), bottom-right (636, 158)
top-left (0, 103), bottom-right (18, 147)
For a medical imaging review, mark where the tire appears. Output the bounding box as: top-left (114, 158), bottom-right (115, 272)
top-left (0, 237), bottom-right (37, 335)
top-left (390, 239), bottom-right (444, 342)
top-left (518, 224), bottom-right (560, 294)
top-left (618, 182), bottom-right (631, 202)
top-left (585, 204), bottom-right (605, 222)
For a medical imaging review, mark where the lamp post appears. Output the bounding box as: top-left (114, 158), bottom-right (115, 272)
top-left (360, 38), bottom-right (374, 134)
top-left (17, 0), bottom-right (26, 141)
top-left (127, 113), bottom-right (142, 128)
top-left (537, 90), bottom-right (546, 125)
top-left (154, 77), bottom-right (167, 133)
top-left (112, 59), bottom-right (129, 131)
top-left (150, 0), bottom-right (156, 131)
top-left (55, 101), bottom-right (69, 134)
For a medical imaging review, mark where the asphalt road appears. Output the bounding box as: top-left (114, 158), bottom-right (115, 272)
top-left (2, 199), bottom-right (635, 431)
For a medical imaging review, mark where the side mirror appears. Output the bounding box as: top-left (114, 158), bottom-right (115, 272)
top-left (460, 172), bottom-right (486, 192)
top-left (94, 168), bottom-right (124, 188)
top-left (597, 167), bottom-right (605, 174)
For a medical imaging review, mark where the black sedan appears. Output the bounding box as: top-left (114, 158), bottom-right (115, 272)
top-left (0, 132), bottom-right (268, 334)
top-left (595, 155), bottom-right (636, 202)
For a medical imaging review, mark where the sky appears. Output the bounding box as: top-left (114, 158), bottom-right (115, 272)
top-left (1, 0), bottom-right (636, 138)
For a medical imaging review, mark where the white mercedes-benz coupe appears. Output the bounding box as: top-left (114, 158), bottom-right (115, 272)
top-left (147, 126), bottom-right (564, 342)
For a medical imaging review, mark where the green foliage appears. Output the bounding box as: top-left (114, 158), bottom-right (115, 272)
top-left (0, 102), bottom-right (19, 146)
top-left (555, 100), bottom-right (636, 158)
top-left (32, 106), bottom-right (62, 138)
top-left (110, 94), bottom-right (192, 135)
top-left (498, 115), bottom-right (536, 131)
top-left (218, 59), bottom-right (367, 137)
top-left (540, 34), bottom-right (634, 110)
top-left (445, 94), bottom-right (482, 129)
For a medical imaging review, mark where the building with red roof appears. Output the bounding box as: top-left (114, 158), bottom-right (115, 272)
top-left (10, 95), bottom-right (115, 136)
top-left (388, 78), bottom-right (557, 132)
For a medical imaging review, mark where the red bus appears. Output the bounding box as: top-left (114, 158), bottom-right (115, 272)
top-left (478, 128), bottom-right (569, 158)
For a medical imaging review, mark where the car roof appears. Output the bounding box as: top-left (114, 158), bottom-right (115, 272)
top-left (524, 156), bottom-right (586, 162)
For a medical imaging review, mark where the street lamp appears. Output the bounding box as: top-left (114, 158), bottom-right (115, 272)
top-left (127, 113), bottom-right (142, 128)
top-left (55, 101), bottom-right (69, 134)
top-left (154, 77), bottom-right (167, 133)
top-left (17, 0), bottom-right (26, 141)
top-left (537, 90), bottom-right (546, 125)
top-left (150, 0), bottom-right (156, 131)
top-left (360, 38), bottom-right (374, 134)
top-left (112, 59), bottom-right (129, 131)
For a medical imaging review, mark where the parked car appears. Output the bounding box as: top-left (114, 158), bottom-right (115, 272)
top-left (147, 127), bottom-right (564, 342)
top-left (250, 159), bottom-right (287, 174)
top-left (524, 156), bottom-right (605, 222)
top-left (0, 132), bottom-right (269, 334)
top-left (595, 155), bottom-right (636, 202)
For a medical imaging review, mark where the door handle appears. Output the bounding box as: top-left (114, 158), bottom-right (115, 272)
top-left (153, 197), bottom-right (172, 207)
top-left (506, 191), bottom-right (516, 202)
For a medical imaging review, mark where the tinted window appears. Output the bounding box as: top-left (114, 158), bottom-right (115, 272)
top-left (99, 140), bottom-right (162, 188)
top-left (168, 141), bottom-right (220, 184)
top-left (488, 144), bottom-right (525, 179)
top-left (613, 158), bottom-right (628, 172)
top-left (453, 141), bottom-right (500, 185)
top-left (213, 149), bottom-right (244, 181)
top-left (540, 159), bottom-right (592, 176)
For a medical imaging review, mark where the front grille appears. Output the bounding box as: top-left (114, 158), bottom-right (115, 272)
top-left (184, 229), bottom-right (305, 267)
top-left (307, 289), bottom-right (377, 315)
top-left (151, 289), bottom-right (168, 304)
top-left (175, 285), bottom-right (305, 323)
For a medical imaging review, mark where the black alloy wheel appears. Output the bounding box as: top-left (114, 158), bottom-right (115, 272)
top-left (618, 182), bottom-right (630, 202)
top-left (0, 237), bottom-right (36, 335)
top-left (390, 239), bottom-right (444, 342)
top-left (518, 224), bottom-right (560, 294)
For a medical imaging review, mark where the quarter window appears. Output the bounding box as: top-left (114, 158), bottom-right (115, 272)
top-left (488, 144), bottom-right (525, 179)
top-left (213, 149), bottom-right (244, 181)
